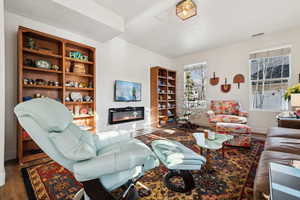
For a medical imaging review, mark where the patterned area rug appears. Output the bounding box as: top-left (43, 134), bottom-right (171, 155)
top-left (21, 129), bottom-right (264, 200)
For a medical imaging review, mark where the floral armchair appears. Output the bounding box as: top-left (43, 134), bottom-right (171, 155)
top-left (207, 100), bottom-right (249, 130)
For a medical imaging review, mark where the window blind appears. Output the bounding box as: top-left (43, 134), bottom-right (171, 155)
top-left (249, 47), bottom-right (291, 60)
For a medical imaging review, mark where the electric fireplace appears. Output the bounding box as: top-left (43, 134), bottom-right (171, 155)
top-left (109, 107), bottom-right (144, 125)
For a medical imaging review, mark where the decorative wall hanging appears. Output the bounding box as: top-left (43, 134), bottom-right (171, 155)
top-left (233, 74), bottom-right (245, 89)
top-left (210, 72), bottom-right (219, 86)
top-left (221, 78), bottom-right (231, 93)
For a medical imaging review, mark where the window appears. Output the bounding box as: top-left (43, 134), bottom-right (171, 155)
top-left (250, 47), bottom-right (291, 111)
top-left (184, 63), bottom-right (207, 110)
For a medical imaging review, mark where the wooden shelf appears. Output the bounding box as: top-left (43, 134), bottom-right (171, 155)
top-left (22, 152), bottom-right (47, 163)
top-left (23, 48), bottom-right (62, 58)
top-left (151, 67), bottom-right (177, 128)
top-left (65, 57), bottom-right (94, 64)
top-left (65, 72), bottom-right (94, 77)
top-left (158, 76), bottom-right (167, 79)
top-left (18, 26), bottom-right (96, 165)
top-left (66, 87), bottom-right (94, 91)
top-left (24, 85), bottom-right (63, 89)
top-left (23, 66), bottom-right (63, 74)
top-left (65, 101), bottom-right (94, 105)
top-left (73, 115), bottom-right (95, 120)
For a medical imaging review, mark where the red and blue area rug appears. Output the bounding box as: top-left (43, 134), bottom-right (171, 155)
top-left (21, 129), bottom-right (264, 200)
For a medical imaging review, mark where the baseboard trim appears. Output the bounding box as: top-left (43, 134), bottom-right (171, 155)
top-left (4, 150), bottom-right (17, 161)
top-left (0, 170), bottom-right (5, 186)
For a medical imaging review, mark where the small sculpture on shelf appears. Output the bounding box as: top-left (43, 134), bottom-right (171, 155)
top-left (70, 92), bottom-right (83, 102)
top-left (88, 81), bottom-right (93, 88)
top-left (23, 96), bottom-right (33, 102)
top-left (65, 62), bottom-right (71, 72)
top-left (69, 51), bottom-right (88, 61)
top-left (83, 95), bottom-right (92, 102)
top-left (80, 107), bottom-right (88, 115)
top-left (74, 105), bottom-right (80, 116)
top-left (24, 58), bottom-right (35, 67)
top-left (24, 78), bottom-right (60, 87)
top-left (88, 108), bottom-right (94, 115)
top-left (51, 64), bottom-right (60, 71)
top-left (35, 93), bottom-right (49, 99)
top-left (35, 79), bottom-right (46, 85)
top-left (66, 80), bottom-right (89, 88)
top-left (35, 60), bottom-right (51, 69)
top-left (25, 37), bottom-right (36, 49)
top-left (65, 96), bottom-right (71, 102)
top-left (73, 63), bottom-right (86, 74)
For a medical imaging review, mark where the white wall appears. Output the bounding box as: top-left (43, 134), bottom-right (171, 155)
top-left (174, 27), bottom-right (300, 133)
top-left (0, 0), bottom-right (6, 186)
top-left (4, 11), bottom-right (172, 160)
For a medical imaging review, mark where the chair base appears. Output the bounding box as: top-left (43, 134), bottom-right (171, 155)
top-left (82, 179), bottom-right (116, 200)
top-left (75, 178), bottom-right (144, 200)
top-left (164, 170), bottom-right (195, 193)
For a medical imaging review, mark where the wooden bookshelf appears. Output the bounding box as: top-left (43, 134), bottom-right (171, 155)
top-left (151, 67), bottom-right (177, 127)
top-left (18, 26), bottom-right (96, 164)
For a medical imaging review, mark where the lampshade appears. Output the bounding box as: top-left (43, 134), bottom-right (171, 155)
top-left (176, 0), bottom-right (197, 21)
top-left (291, 94), bottom-right (300, 107)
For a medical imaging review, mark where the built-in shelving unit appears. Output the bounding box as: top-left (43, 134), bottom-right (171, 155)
top-left (151, 66), bottom-right (177, 127)
top-left (18, 26), bottom-right (96, 164)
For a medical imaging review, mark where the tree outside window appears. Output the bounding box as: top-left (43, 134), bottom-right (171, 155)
top-left (250, 47), bottom-right (291, 111)
top-left (184, 63), bottom-right (207, 113)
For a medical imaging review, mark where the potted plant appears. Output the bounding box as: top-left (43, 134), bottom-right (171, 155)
top-left (284, 84), bottom-right (300, 101)
top-left (284, 84), bottom-right (300, 118)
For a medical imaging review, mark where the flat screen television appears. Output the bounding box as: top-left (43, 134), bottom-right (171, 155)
top-left (114, 80), bottom-right (142, 102)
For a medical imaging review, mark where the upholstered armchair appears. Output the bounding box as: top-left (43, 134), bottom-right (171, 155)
top-left (14, 98), bottom-right (159, 200)
top-left (206, 100), bottom-right (249, 130)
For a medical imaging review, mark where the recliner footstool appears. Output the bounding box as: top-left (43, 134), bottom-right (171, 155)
top-left (151, 139), bottom-right (206, 193)
top-left (216, 122), bottom-right (252, 148)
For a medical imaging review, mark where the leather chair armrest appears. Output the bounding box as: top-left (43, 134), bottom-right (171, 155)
top-left (93, 130), bottom-right (132, 150)
top-left (73, 151), bottom-right (138, 182)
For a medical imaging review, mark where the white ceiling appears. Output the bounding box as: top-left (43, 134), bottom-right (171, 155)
top-left (5, 0), bottom-right (300, 58)
top-left (94, 0), bottom-right (165, 21)
top-left (120, 0), bottom-right (300, 58)
top-left (5, 0), bottom-right (124, 42)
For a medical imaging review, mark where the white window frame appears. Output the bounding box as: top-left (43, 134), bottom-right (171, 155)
top-left (248, 46), bottom-right (292, 112)
top-left (183, 62), bottom-right (208, 110)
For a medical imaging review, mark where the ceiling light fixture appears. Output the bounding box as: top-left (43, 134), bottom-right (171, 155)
top-left (176, 0), bottom-right (197, 21)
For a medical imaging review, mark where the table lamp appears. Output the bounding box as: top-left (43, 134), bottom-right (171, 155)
top-left (291, 94), bottom-right (300, 118)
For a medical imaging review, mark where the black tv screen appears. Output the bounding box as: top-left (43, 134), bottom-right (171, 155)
top-left (114, 80), bottom-right (141, 102)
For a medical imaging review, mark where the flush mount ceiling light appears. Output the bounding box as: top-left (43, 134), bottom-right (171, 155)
top-left (176, 0), bottom-right (197, 21)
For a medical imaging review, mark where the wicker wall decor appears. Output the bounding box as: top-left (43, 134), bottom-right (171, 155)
top-left (221, 78), bottom-right (231, 93)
